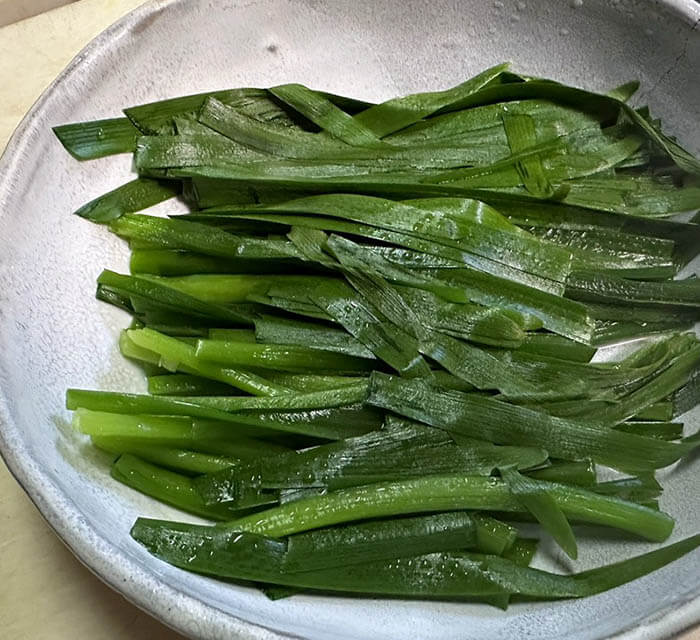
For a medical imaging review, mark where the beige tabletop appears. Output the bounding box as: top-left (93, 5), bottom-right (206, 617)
top-left (0, 2), bottom-right (699, 640)
top-left (0, 5), bottom-right (185, 638)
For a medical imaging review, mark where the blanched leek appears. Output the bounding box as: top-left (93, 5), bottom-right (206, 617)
top-left (56, 66), bottom-right (700, 606)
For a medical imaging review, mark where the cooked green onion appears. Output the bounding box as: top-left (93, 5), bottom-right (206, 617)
top-left (56, 66), bottom-right (700, 606)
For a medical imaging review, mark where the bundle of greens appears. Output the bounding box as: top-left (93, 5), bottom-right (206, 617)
top-left (56, 63), bottom-right (700, 606)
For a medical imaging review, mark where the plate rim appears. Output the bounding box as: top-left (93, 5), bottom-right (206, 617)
top-left (0, 0), bottom-right (699, 638)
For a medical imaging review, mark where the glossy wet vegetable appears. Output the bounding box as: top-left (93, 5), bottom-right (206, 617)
top-left (56, 65), bottom-right (700, 606)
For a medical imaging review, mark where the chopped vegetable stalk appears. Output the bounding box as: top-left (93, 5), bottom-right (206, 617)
top-left (111, 454), bottom-right (244, 520)
top-left (94, 437), bottom-right (239, 473)
top-left (220, 474), bottom-right (674, 542)
top-left (70, 394), bottom-right (380, 440)
top-left (194, 339), bottom-right (375, 374)
top-left (56, 66), bottom-right (700, 606)
top-left (125, 328), bottom-right (284, 396)
top-left (526, 461), bottom-right (596, 486)
top-left (147, 374), bottom-right (244, 396)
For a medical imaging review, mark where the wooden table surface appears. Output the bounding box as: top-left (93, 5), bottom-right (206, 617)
top-left (0, 2), bottom-right (698, 639)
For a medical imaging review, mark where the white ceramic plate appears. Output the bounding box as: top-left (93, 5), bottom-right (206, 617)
top-left (1, 1), bottom-right (699, 638)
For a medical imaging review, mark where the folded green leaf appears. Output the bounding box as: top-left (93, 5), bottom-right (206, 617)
top-left (270, 83), bottom-right (382, 146)
top-left (132, 518), bottom-right (700, 600)
top-left (110, 214), bottom-right (304, 260)
top-left (501, 467), bottom-right (577, 559)
top-left (196, 417), bottom-right (547, 501)
top-left (283, 511), bottom-right (478, 572)
top-left (53, 117), bottom-right (140, 160)
top-left (74, 179), bottom-right (180, 222)
top-left (354, 62), bottom-right (511, 137)
top-left (367, 373), bottom-right (691, 471)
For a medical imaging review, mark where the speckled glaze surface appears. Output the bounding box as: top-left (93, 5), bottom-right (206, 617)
top-left (1, 0), bottom-right (699, 638)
